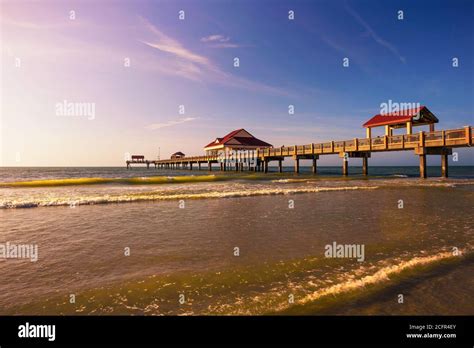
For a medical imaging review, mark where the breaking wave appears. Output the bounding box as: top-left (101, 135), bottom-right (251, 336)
top-left (213, 249), bottom-right (468, 315)
top-left (0, 186), bottom-right (378, 209)
top-left (0, 175), bottom-right (225, 187)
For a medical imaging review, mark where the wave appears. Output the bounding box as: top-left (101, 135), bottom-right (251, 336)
top-left (3, 247), bottom-right (469, 315)
top-left (0, 175), bottom-right (226, 187)
top-left (227, 249), bottom-right (467, 315)
top-left (298, 251), bottom-right (457, 306)
top-left (0, 185), bottom-right (378, 209)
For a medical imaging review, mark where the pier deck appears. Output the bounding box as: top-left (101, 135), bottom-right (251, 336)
top-left (127, 126), bottom-right (473, 178)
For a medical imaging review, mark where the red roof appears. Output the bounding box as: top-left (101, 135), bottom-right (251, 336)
top-left (204, 129), bottom-right (272, 148)
top-left (363, 106), bottom-right (430, 128)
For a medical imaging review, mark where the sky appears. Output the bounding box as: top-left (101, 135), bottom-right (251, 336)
top-left (1, 0), bottom-right (473, 166)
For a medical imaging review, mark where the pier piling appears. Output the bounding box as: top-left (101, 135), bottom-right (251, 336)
top-left (312, 157), bottom-right (317, 174)
top-left (441, 154), bottom-right (448, 178)
top-left (419, 154), bottom-right (427, 179)
top-left (342, 158), bottom-right (348, 176)
top-left (294, 157), bottom-right (300, 174)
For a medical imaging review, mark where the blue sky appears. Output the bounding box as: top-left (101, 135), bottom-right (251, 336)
top-left (1, 0), bottom-right (473, 166)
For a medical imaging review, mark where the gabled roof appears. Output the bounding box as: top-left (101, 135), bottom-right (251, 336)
top-left (171, 151), bottom-right (185, 156)
top-left (204, 129), bottom-right (272, 148)
top-left (363, 106), bottom-right (439, 128)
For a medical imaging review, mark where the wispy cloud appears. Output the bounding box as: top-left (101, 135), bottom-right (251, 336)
top-left (200, 34), bottom-right (230, 43)
top-left (345, 4), bottom-right (406, 63)
top-left (146, 117), bottom-right (197, 130)
top-left (200, 34), bottom-right (241, 48)
top-left (139, 17), bottom-right (211, 66)
top-left (139, 17), bottom-right (290, 96)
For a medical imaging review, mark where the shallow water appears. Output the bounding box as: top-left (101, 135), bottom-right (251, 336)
top-left (0, 167), bottom-right (473, 315)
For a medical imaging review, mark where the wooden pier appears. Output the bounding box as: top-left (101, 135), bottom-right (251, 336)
top-left (127, 126), bottom-right (472, 178)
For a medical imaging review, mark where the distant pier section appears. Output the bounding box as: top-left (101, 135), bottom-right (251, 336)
top-left (126, 155), bottom-right (154, 169)
top-left (127, 106), bottom-right (473, 178)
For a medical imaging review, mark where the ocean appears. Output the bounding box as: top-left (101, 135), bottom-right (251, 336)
top-left (0, 166), bottom-right (473, 315)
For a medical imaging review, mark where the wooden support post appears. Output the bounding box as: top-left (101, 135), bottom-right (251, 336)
top-left (366, 127), bottom-right (371, 138)
top-left (189, 162), bottom-right (193, 171)
top-left (466, 126), bottom-right (472, 145)
top-left (312, 157), bottom-right (317, 174)
top-left (441, 154), bottom-right (448, 178)
top-left (147, 162), bottom-right (150, 169)
top-left (419, 131), bottom-right (425, 148)
top-left (263, 160), bottom-right (268, 173)
top-left (278, 159), bottom-right (283, 173)
top-left (362, 156), bottom-right (368, 176)
top-left (198, 162), bottom-right (201, 170)
top-left (294, 158), bottom-right (299, 174)
top-left (342, 157), bottom-right (348, 176)
top-left (429, 124), bottom-right (435, 132)
top-left (407, 121), bottom-right (412, 135)
top-left (223, 161), bottom-right (226, 171)
top-left (235, 161), bottom-right (239, 172)
top-left (419, 154), bottom-right (427, 179)
top-left (208, 162), bottom-right (212, 171)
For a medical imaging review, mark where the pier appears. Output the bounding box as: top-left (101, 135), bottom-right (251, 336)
top-left (127, 105), bottom-right (473, 178)
top-left (127, 126), bottom-right (472, 178)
